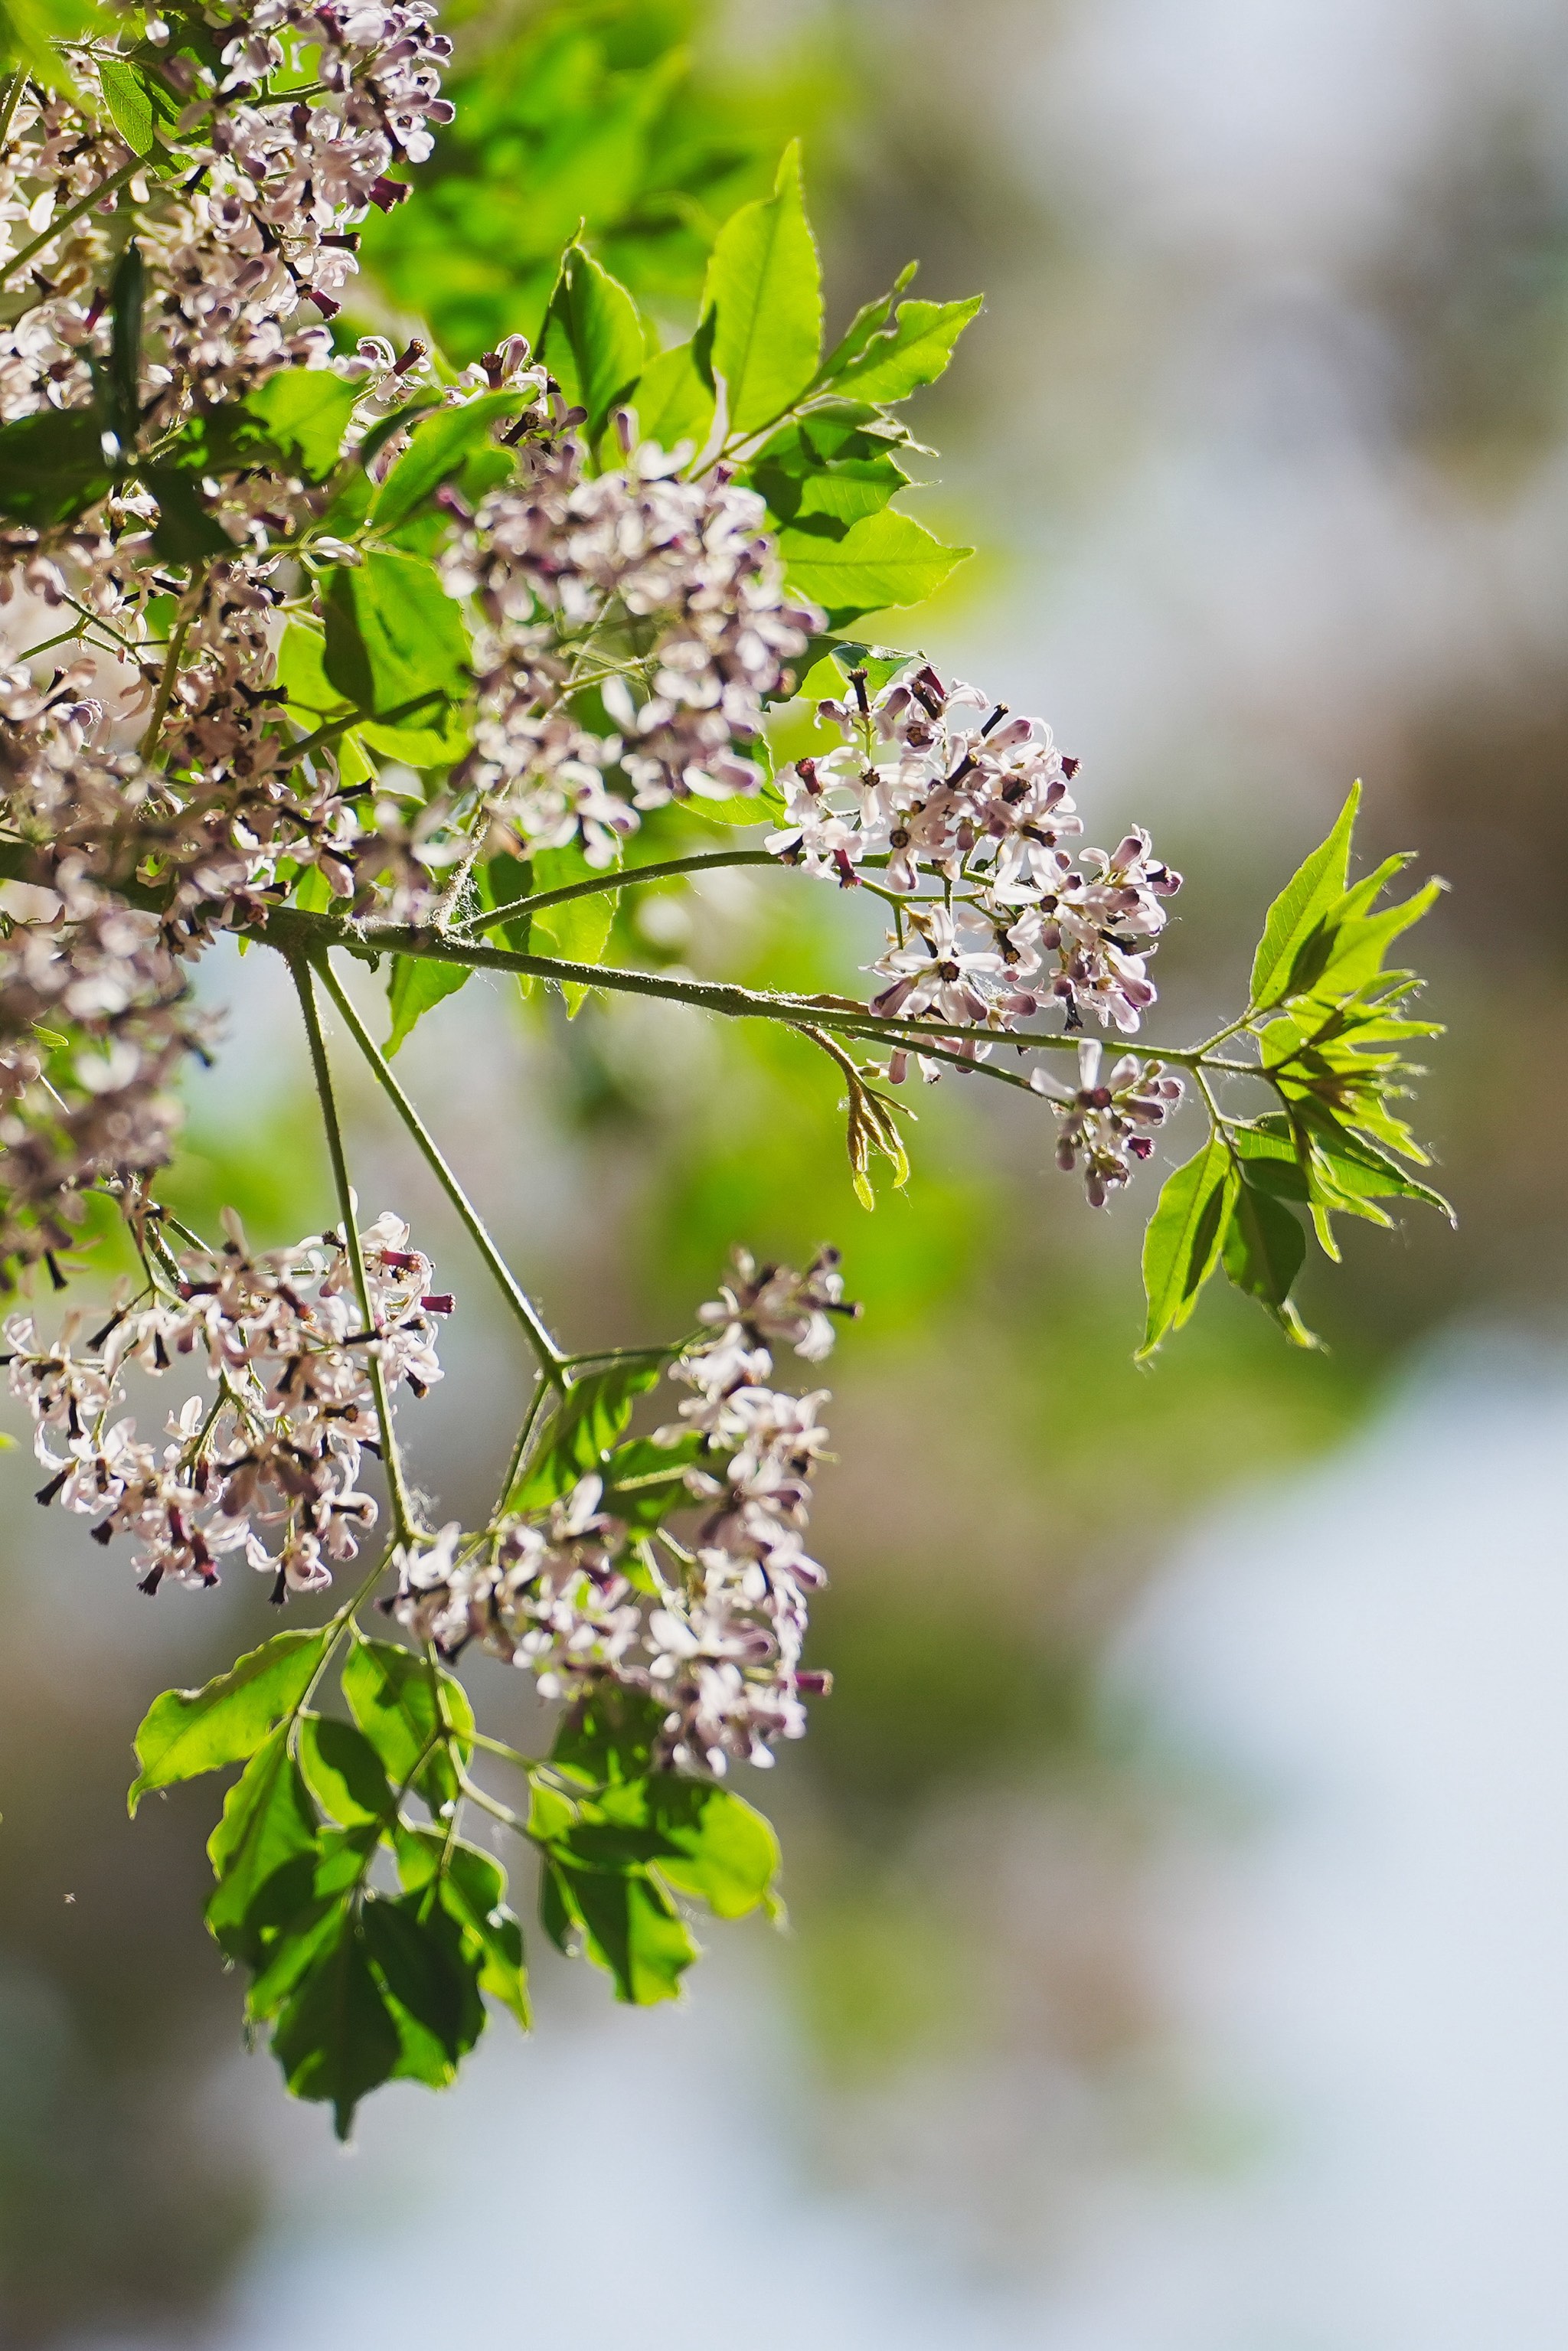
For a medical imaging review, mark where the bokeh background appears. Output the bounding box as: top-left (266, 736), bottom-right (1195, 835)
top-left (4, 0), bottom-right (1568, 2341)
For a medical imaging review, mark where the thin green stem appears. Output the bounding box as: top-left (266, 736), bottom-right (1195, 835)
top-left (456, 847), bottom-right (779, 938)
top-left (3, 154), bottom-right (142, 286)
top-left (468, 1728), bottom-right (543, 1771)
top-left (456, 1768), bottom-right (530, 1838)
top-left (312, 952), bottom-right (571, 1392)
top-left (138, 571), bottom-right (202, 763)
top-left (288, 953), bottom-right (420, 1548)
top-left (558, 1340), bottom-right (687, 1367)
top-left (260, 901), bottom-right (1232, 1069)
top-left (495, 1373), bottom-right (549, 1517)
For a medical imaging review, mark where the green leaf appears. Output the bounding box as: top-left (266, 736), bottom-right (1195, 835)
top-left (600, 1430), bottom-right (704, 1533)
top-left (274, 617), bottom-right (347, 723)
top-left (342, 1637), bottom-right (472, 1816)
top-left (298, 1716), bottom-right (397, 1828)
top-left (370, 388), bottom-right (529, 535)
top-left (145, 465), bottom-right (233, 564)
top-left (750, 408), bottom-right (912, 536)
top-left (0, 406), bottom-right (110, 528)
top-left (96, 57), bottom-right (163, 154)
top-left (814, 261), bottom-right (919, 385)
top-left (1222, 1177), bottom-right (1318, 1347)
top-left (1305, 877), bottom-right (1446, 1004)
top-left (384, 954), bottom-right (472, 1055)
top-left (322, 550), bottom-right (471, 753)
top-left (361, 1893), bottom-right (477, 2064)
top-left (436, 1840), bottom-right (530, 2029)
top-left (107, 239), bottom-right (144, 448)
top-left (130, 1628), bottom-right (329, 1813)
top-left (598, 1775), bottom-right (780, 1920)
top-left (244, 1874), bottom-right (351, 2024)
top-left (550, 1686), bottom-right (664, 1788)
top-left (238, 368), bottom-right (361, 481)
top-left (510, 1361), bottom-right (661, 1512)
top-left (172, 370), bottom-right (362, 486)
top-left (205, 1726), bottom-right (321, 1960)
top-left (541, 1858), bottom-right (697, 2005)
top-left (779, 508), bottom-right (970, 628)
top-left (1138, 1135), bottom-right (1238, 1361)
top-left (825, 295), bottom-right (982, 405)
top-left (1249, 783), bottom-right (1361, 1008)
top-left (630, 337), bottom-right (715, 452)
top-left (0, 0), bottom-right (96, 90)
top-left (272, 1910), bottom-right (400, 2139)
top-left (529, 840), bottom-right (619, 1014)
top-left (541, 243), bottom-right (646, 440)
top-left (704, 140), bottom-right (822, 439)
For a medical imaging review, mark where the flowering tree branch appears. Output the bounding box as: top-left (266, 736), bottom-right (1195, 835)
top-left (0, 0), bottom-right (1449, 2135)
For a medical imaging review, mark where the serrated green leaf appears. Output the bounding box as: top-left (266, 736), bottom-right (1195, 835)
top-left (824, 294), bottom-right (982, 405)
top-left (1249, 783), bottom-right (1361, 1007)
top-left (1305, 877), bottom-right (1446, 1003)
top-left (171, 371), bottom-right (362, 486)
top-left (1138, 1135), bottom-right (1237, 1361)
top-left (813, 262), bottom-right (919, 386)
top-left (242, 367), bottom-right (361, 479)
top-left (550, 1686), bottom-right (664, 1788)
top-left (130, 1628), bottom-right (329, 1813)
top-left (541, 243), bottom-right (646, 440)
top-left (750, 409), bottom-right (912, 536)
top-left (384, 953), bottom-right (472, 1055)
top-left (779, 508), bottom-right (969, 627)
top-left (596, 1775), bottom-right (780, 1919)
top-left (704, 140), bottom-right (822, 439)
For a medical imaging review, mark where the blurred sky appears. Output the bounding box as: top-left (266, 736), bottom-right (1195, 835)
top-left (9, 0), bottom-right (1568, 2339)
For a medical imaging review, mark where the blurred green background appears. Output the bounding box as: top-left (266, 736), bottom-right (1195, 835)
top-left (2, 0), bottom-right (1564, 2338)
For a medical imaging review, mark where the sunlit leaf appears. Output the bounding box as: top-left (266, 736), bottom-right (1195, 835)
top-left (822, 294), bottom-right (982, 405)
top-left (1249, 782), bottom-right (1360, 1007)
top-left (704, 140), bottom-right (822, 439)
top-left (130, 1628), bottom-right (329, 1813)
top-left (779, 507), bottom-right (969, 626)
top-left (1138, 1135), bottom-right (1237, 1361)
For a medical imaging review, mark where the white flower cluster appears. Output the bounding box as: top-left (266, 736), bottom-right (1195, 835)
top-left (393, 1248), bottom-right (852, 1774)
top-left (0, 0), bottom-right (452, 429)
top-left (0, 664), bottom-right (202, 1278)
top-left (769, 661), bottom-right (1182, 1043)
top-left (6, 1210), bottom-right (449, 1595)
top-left (1032, 1039), bottom-right (1184, 1209)
top-left (443, 439), bottom-right (822, 867)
